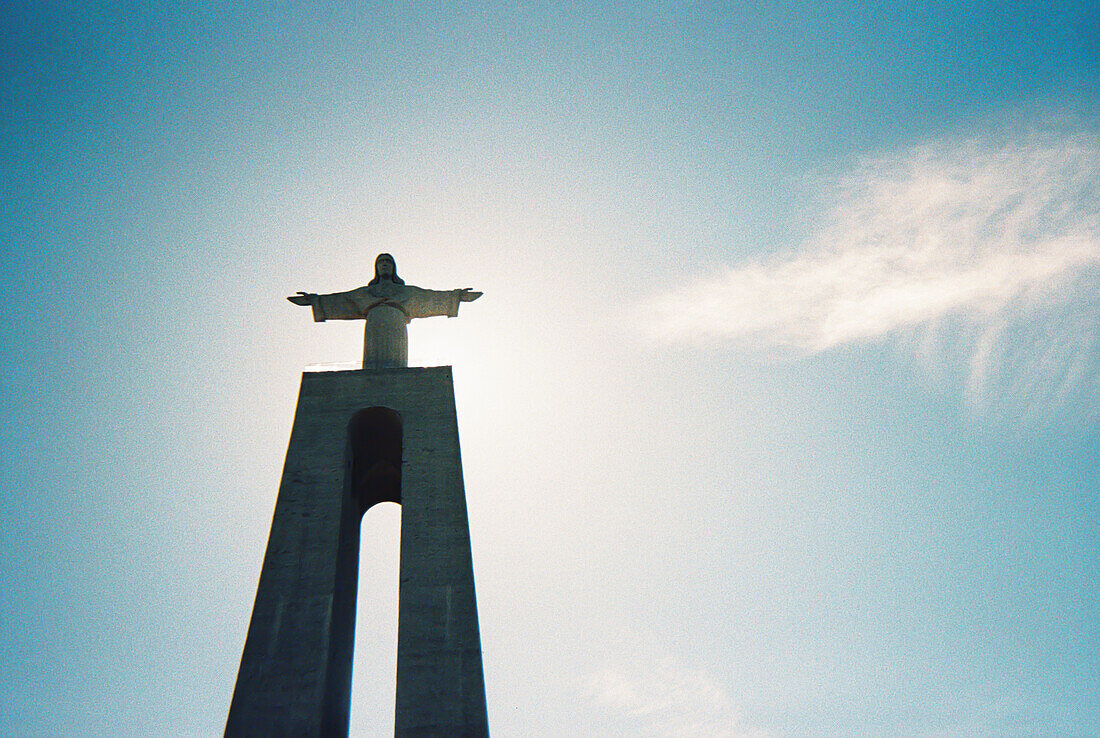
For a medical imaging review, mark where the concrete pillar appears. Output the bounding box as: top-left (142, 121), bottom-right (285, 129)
top-left (226, 366), bottom-right (488, 737)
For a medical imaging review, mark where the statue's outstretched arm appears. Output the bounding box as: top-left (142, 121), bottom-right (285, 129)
top-left (287, 287), bottom-right (373, 322)
top-left (401, 286), bottom-right (482, 319)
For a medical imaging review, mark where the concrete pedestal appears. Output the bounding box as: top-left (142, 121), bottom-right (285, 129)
top-left (225, 366), bottom-right (488, 737)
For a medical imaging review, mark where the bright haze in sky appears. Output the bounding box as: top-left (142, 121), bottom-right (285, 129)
top-left (1, 2), bottom-right (1098, 736)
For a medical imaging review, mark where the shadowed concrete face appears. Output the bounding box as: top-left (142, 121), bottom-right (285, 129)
top-left (225, 367), bottom-right (488, 737)
top-left (349, 406), bottom-right (403, 513)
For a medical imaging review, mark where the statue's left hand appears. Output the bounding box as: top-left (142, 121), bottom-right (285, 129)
top-left (458, 288), bottom-right (482, 302)
top-left (287, 291), bottom-right (314, 306)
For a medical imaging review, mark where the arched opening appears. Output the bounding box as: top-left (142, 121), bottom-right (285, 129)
top-left (347, 407), bottom-right (403, 514)
top-left (345, 407), bottom-right (403, 735)
top-left (350, 501), bottom-right (401, 736)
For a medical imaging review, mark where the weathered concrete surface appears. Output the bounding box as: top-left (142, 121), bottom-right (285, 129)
top-left (225, 366), bottom-right (488, 737)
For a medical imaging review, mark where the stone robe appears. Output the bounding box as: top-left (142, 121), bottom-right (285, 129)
top-left (306, 281), bottom-right (464, 368)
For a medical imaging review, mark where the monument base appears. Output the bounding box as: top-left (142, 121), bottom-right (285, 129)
top-left (226, 366), bottom-right (488, 737)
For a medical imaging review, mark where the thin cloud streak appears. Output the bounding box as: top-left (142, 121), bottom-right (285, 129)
top-left (646, 121), bottom-right (1100, 413)
top-left (584, 659), bottom-right (767, 738)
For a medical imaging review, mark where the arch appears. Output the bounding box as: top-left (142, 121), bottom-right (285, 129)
top-left (346, 407), bottom-right (403, 514)
top-left (349, 500), bottom-right (401, 734)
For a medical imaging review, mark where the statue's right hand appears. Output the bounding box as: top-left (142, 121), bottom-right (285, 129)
top-left (287, 291), bottom-right (314, 306)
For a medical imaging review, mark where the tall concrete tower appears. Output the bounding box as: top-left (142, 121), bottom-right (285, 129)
top-left (226, 255), bottom-right (488, 737)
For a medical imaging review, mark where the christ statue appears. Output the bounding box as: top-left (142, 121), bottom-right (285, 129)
top-left (288, 253), bottom-right (482, 368)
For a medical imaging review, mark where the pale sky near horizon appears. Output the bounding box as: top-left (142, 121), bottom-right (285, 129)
top-left (2, 2), bottom-right (1099, 736)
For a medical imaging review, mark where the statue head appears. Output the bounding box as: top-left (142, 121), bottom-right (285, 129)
top-left (369, 253), bottom-right (405, 286)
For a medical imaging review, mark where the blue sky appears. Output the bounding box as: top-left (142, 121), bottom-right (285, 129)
top-left (2, 2), bottom-right (1098, 736)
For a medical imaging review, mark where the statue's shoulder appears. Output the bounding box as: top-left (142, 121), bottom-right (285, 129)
top-left (343, 284), bottom-right (377, 299)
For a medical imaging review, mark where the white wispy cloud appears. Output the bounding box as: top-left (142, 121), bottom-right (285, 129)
top-left (645, 119), bottom-right (1100, 414)
top-left (583, 658), bottom-right (768, 738)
